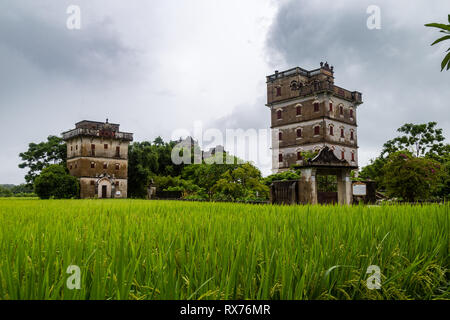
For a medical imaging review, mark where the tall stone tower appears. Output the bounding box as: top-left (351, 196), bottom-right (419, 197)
top-left (62, 120), bottom-right (133, 199)
top-left (266, 62), bottom-right (363, 173)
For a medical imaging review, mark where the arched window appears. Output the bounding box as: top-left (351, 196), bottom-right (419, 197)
top-left (329, 125), bottom-right (334, 136)
top-left (276, 87), bottom-right (282, 97)
top-left (341, 128), bottom-right (344, 138)
top-left (314, 126), bottom-right (320, 135)
top-left (339, 105), bottom-right (344, 116)
top-left (290, 80), bottom-right (298, 90)
top-left (350, 130), bottom-right (354, 140)
top-left (350, 108), bottom-right (354, 118)
top-left (329, 101), bottom-right (333, 112)
top-left (297, 151), bottom-right (303, 160)
top-left (278, 153), bottom-right (283, 162)
top-left (351, 152), bottom-right (355, 162)
top-left (314, 102), bottom-right (320, 112)
top-left (278, 131), bottom-right (283, 140)
top-left (296, 128), bottom-right (302, 138)
top-left (341, 150), bottom-right (345, 160)
top-left (296, 104), bottom-right (302, 116)
top-left (277, 109), bottom-right (282, 119)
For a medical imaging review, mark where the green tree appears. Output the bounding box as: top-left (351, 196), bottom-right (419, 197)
top-left (19, 136), bottom-right (67, 185)
top-left (34, 165), bottom-right (79, 199)
top-left (425, 15), bottom-right (450, 71)
top-left (127, 138), bottom-right (191, 198)
top-left (128, 141), bottom-right (159, 198)
top-left (358, 156), bottom-right (387, 186)
top-left (381, 122), bottom-right (446, 158)
top-left (382, 151), bottom-right (442, 202)
top-left (10, 184), bottom-right (34, 195)
top-left (181, 152), bottom-right (241, 193)
top-left (0, 186), bottom-right (13, 197)
top-left (211, 163), bottom-right (269, 201)
top-left (263, 170), bottom-right (300, 186)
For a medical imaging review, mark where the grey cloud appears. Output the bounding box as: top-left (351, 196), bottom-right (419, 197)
top-left (264, 0), bottom-right (450, 158)
top-left (0, 1), bottom-right (136, 83)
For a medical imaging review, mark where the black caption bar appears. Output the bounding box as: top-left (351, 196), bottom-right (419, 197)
top-left (1, 300), bottom-right (445, 319)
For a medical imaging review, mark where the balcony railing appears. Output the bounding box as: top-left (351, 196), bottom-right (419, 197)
top-left (272, 80), bottom-right (362, 104)
top-left (267, 67), bottom-right (321, 81)
top-left (62, 128), bottom-right (133, 141)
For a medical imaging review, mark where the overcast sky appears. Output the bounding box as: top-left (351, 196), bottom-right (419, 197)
top-left (0, 0), bottom-right (449, 184)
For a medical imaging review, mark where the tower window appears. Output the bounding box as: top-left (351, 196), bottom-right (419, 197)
top-left (276, 87), bottom-right (281, 96)
top-left (76, 145), bottom-right (78, 150)
top-left (329, 102), bottom-right (333, 112)
top-left (277, 110), bottom-right (282, 119)
top-left (70, 146), bottom-right (73, 151)
top-left (91, 162), bottom-right (95, 169)
top-left (314, 102), bottom-right (319, 112)
top-left (341, 128), bottom-right (344, 138)
top-left (297, 152), bottom-right (303, 160)
top-left (341, 151), bottom-right (345, 160)
top-left (350, 131), bottom-right (354, 140)
top-left (103, 163), bottom-right (107, 169)
top-left (351, 152), bottom-right (355, 162)
top-left (278, 131), bottom-right (283, 140)
top-left (278, 153), bottom-right (283, 162)
top-left (116, 146), bottom-right (120, 157)
top-left (329, 126), bottom-right (334, 136)
top-left (350, 109), bottom-right (354, 118)
top-left (91, 144), bottom-right (95, 156)
top-left (115, 163), bottom-right (120, 170)
top-left (314, 126), bottom-right (320, 135)
top-left (296, 128), bottom-right (302, 138)
top-left (296, 106), bottom-right (302, 115)
top-left (339, 105), bottom-right (344, 115)
top-left (104, 144), bottom-right (108, 149)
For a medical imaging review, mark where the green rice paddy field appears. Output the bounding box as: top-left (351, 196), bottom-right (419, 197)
top-left (0, 199), bottom-right (448, 300)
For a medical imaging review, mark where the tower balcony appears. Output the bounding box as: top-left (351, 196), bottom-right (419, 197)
top-left (62, 128), bottom-right (134, 142)
top-left (293, 80), bottom-right (362, 103)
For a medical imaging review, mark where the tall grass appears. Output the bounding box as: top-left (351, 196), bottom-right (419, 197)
top-left (0, 199), bottom-right (448, 300)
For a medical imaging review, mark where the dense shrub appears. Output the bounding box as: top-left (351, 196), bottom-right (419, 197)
top-left (34, 165), bottom-right (79, 199)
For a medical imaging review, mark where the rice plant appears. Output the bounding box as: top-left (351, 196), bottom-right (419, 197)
top-left (0, 199), bottom-right (448, 300)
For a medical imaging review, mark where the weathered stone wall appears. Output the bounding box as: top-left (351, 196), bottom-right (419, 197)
top-left (270, 95), bottom-right (357, 128)
top-left (67, 158), bottom-right (128, 179)
top-left (67, 137), bottom-right (129, 160)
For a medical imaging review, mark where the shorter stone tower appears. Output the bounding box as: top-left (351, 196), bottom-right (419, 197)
top-left (62, 120), bottom-right (133, 199)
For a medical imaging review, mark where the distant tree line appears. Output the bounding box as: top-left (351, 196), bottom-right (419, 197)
top-left (128, 137), bottom-right (269, 201)
top-left (16, 122), bottom-right (449, 202)
top-left (0, 184), bottom-right (35, 197)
